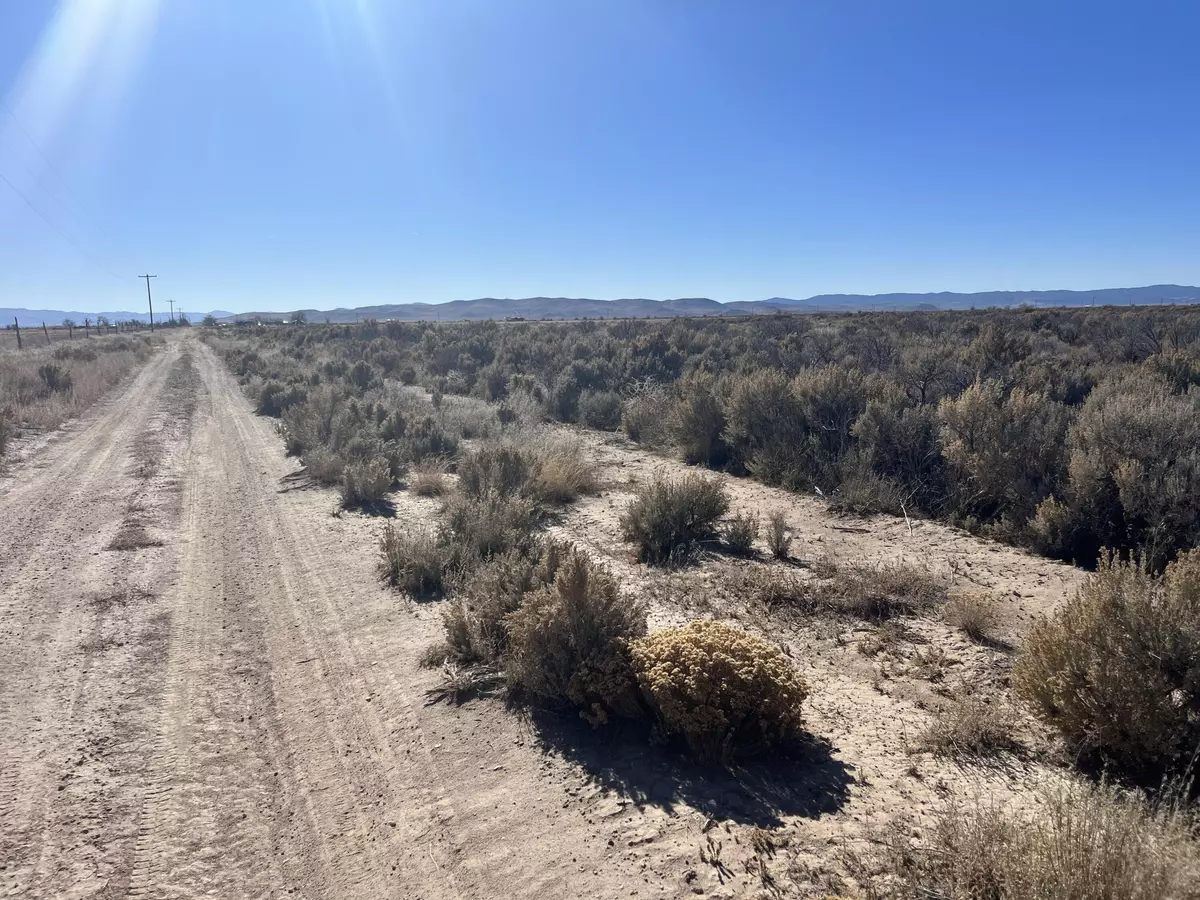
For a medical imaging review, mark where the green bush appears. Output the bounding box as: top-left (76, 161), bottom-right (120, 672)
top-left (1014, 550), bottom-right (1200, 782)
top-left (630, 620), bottom-right (808, 764)
top-left (504, 547), bottom-right (647, 724)
top-left (937, 379), bottom-right (1069, 521)
top-left (401, 416), bottom-right (459, 463)
top-left (257, 380), bottom-right (307, 417)
top-left (619, 474), bottom-right (730, 564)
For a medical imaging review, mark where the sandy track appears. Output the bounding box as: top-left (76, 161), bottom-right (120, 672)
top-left (2, 338), bottom-right (671, 899)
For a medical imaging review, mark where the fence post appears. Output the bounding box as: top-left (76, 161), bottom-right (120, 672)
top-left (14, 318), bottom-right (21, 350)
top-left (43, 322), bottom-right (50, 343)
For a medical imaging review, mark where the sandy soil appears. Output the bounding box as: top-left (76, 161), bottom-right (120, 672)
top-left (0, 335), bottom-right (1086, 899)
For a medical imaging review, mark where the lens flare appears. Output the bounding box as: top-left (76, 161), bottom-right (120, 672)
top-left (2, 0), bottom-right (161, 171)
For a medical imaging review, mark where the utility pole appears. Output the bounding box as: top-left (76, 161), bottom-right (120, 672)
top-left (167, 298), bottom-right (175, 324)
top-left (140, 274), bottom-right (157, 331)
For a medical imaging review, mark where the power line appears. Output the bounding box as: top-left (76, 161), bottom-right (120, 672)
top-left (0, 168), bottom-right (131, 283)
top-left (0, 97), bottom-right (133, 269)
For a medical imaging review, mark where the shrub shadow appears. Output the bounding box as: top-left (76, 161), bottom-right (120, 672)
top-left (526, 709), bottom-right (852, 828)
top-left (351, 498), bottom-right (397, 518)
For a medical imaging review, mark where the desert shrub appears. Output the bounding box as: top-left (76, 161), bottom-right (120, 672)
top-left (619, 474), bottom-right (730, 564)
top-left (1014, 550), bottom-right (1200, 782)
top-left (340, 456), bottom-right (392, 508)
top-left (671, 371), bottom-right (729, 466)
top-left (302, 447), bottom-right (346, 485)
top-left (280, 385), bottom-right (343, 457)
top-left (721, 511), bottom-right (759, 557)
top-left (916, 696), bottom-right (1020, 759)
top-left (36, 362), bottom-right (73, 395)
top-left (937, 380), bottom-right (1069, 522)
top-left (860, 780), bottom-right (1200, 899)
top-left (1040, 376), bottom-right (1200, 569)
top-left (822, 560), bottom-right (946, 619)
top-left (766, 511), bottom-right (791, 560)
top-left (504, 547), bottom-right (647, 724)
top-left (630, 620), bottom-right (808, 764)
top-left (853, 398), bottom-right (947, 511)
top-left (410, 456), bottom-right (449, 496)
top-left (723, 369), bottom-right (807, 481)
top-left (577, 389), bottom-right (623, 430)
top-left (525, 434), bottom-right (599, 504)
top-left (441, 491), bottom-right (538, 562)
top-left (622, 379), bottom-right (674, 447)
top-left (458, 443), bottom-right (530, 498)
top-left (378, 524), bottom-right (451, 598)
top-left (944, 593), bottom-right (998, 643)
top-left (401, 416), bottom-right (459, 463)
top-left (794, 365), bottom-right (868, 479)
top-left (443, 542), bottom-right (566, 665)
top-left (827, 468), bottom-right (905, 515)
top-left (257, 380), bottom-right (306, 417)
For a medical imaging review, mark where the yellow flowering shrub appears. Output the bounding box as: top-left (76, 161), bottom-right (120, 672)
top-left (630, 620), bottom-right (808, 764)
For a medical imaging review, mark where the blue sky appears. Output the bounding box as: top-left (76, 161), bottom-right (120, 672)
top-left (1, 1), bottom-right (1198, 315)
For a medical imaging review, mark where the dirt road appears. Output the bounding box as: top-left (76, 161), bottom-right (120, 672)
top-left (1, 337), bottom-right (682, 900)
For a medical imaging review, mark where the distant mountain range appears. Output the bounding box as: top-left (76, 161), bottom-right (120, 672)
top-left (4, 285), bottom-right (1198, 328)
top-left (222, 285), bottom-right (1200, 322)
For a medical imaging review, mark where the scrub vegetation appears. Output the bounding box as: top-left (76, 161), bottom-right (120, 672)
top-left (207, 304), bottom-right (1200, 897)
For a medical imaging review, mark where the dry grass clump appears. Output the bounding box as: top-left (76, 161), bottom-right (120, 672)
top-left (944, 592), bottom-right (999, 643)
top-left (457, 435), bottom-right (598, 506)
top-left (766, 510), bottom-right (791, 560)
top-left (728, 566), bottom-right (818, 615)
top-left (1014, 549), bottom-right (1200, 783)
top-left (630, 621), bottom-right (807, 764)
top-left (619, 473), bottom-right (730, 564)
top-left (721, 511), bottom-right (759, 557)
top-left (504, 546), bottom-right (647, 724)
top-left (858, 781), bottom-right (1200, 899)
top-left (525, 434), bottom-right (598, 504)
top-left (377, 524), bottom-right (451, 598)
top-left (340, 456), bottom-right (392, 509)
top-left (915, 696), bottom-right (1020, 760)
top-left (821, 560), bottom-right (947, 620)
top-left (410, 456), bottom-right (449, 496)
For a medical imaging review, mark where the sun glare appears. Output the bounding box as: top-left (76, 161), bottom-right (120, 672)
top-left (2, 0), bottom-right (161, 168)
